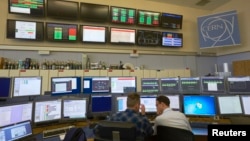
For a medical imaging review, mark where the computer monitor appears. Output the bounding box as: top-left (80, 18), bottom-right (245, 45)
top-left (0, 102), bottom-right (33, 127)
top-left (83, 76), bottom-right (110, 94)
top-left (160, 77), bottom-right (180, 94)
top-left (141, 78), bottom-right (160, 93)
top-left (62, 98), bottom-right (88, 120)
top-left (183, 95), bottom-right (217, 116)
top-left (217, 95), bottom-right (243, 116)
top-left (12, 76), bottom-right (42, 97)
top-left (164, 95), bottom-right (181, 111)
top-left (91, 94), bottom-right (112, 117)
top-left (140, 94), bottom-right (157, 113)
top-left (180, 77), bottom-right (201, 94)
top-left (240, 95), bottom-right (250, 115)
top-left (51, 76), bottom-right (81, 96)
top-left (0, 120), bottom-right (32, 141)
top-left (0, 77), bottom-right (12, 99)
top-left (110, 76), bottom-right (136, 94)
top-left (201, 76), bottom-right (226, 94)
top-left (34, 99), bottom-right (62, 124)
top-left (227, 76), bottom-right (250, 94)
top-left (114, 95), bottom-right (127, 112)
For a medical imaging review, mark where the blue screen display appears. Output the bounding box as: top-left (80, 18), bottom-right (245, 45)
top-left (51, 77), bottom-right (81, 95)
top-left (183, 95), bottom-right (216, 116)
top-left (0, 77), bottom-right (11, 98)
top-left (91, 95), bottom-right (112, 113)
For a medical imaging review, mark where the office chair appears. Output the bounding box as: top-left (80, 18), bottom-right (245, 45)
top-left (156, 126), bottom-right (194, 141)
top-left (94, 120), bottom-right (137, 141)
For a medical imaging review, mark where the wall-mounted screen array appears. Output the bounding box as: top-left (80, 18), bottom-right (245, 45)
top-left (46, 23), bottom-right (78, 42)
top-left (137, 10), bottom-right (160, 26)
top-left (34, 99), bottom-right (62, 124)
top-left (201, 76), bottom-right (226, 94)
top-left (141, 78), bottom-right (159, 93)
top-left (0, 77), bottom-right (12, 98)
top-left (12, 76), bottom-right (42, 97)
top-left (162, 32), bottom-right (183, 47)
top-left (47, 0), bottom-right (78, 20)
top-left (83, 77), bottom-right (110, 94)
top-left (6, 19), bottom-right (44, 41)
top-left (51, 77), bottom-right (81, 96)
top-left (110, 27), bottom-right (136, 44)
top-left (183, 95), bottom-right (216, 116)
top-left (227, 76), bottom-right (250, 94)
top-left (180, 77), bottom-right (201, 94)
top-left (161, 13), bottom-right (182, 29)
top-left (217, 95), bottom-right (243, 115)
top-left (0, 102), bottom-right (33, 127)
top-left (62, 98), bottom-right (87, 120)
top-left (8, 0), bottom-right (45, 16)
top-left (110, 6), bottom-right (136, 24)
top-left (81, 25), bottom-right (107, 43)
top-left (80, 3), bottom-right (109, 22)
top-left (137, 30), bottom-right (161, 46)
top-left (91, 95), bottom-right (112, 113)
top-left (111, 76), bottom-right (136, 93)
top-left (160, 77), bottom-right (179, 93)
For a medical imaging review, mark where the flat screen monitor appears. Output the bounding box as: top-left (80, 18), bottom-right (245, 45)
top-left (162, 32), bottom-right (183, 47)
top-left (201, 76), bottom-right (226, 94)
top-left (91, 95), bottom-right (112, 113)
top-left (164, 95), bottom-right (181, 111)
top-left (0, 102), bottom-right (33, 127)
top-left (137, 10), bottom-right (160, 26)
top-left (110, 27), bottom-right (136, 44)
top-left (8, 0), bottom-right (45, 16)
top-left (140, 95), bottom-right (157, 113)
top-left (137, 30), bottom-right (161, 46)
top-left (110, 76), bottom-right (136, 94)
top-left (115, 95), bottom-right (127, 112)
top-left (160, 77), bottom-right (180, 93)
top-left (240, 95), bottom-right (250, 115)
top-left (183, 95), bottom-right (216, 116)
top-left (0, 120), bottom-right (32, 141)
top-left (63, 98), bottom-right (87, 120)
top-left (110, 6), bottom-right (136, 24)
top-left (141, 78), bottom-right (159, 93)
top-left (217, 95), bottom-right (243, 115)
top-left (12, 76), bottom-right (42, 97)
top-left (81, 25), bottom-right (107, 43)
top-left (47, 0), bottom-right (78, 20)
top-left (227, 76), bottom-right (250, 94)
top-left (34, 99), bottom-right (62, 124)
top-left (46, 22), bottom-right (78, 42)
top-left (51, 76), bottom-right (81, 96)
top-left (6, 19), bottom-right (44, 41)
top-left (0, 77), bottom-right (12, 99)
top-left (83, 77), bottom-right (110, 94)
top-left (80, 2), bottom-right (109, 22)
top-left (180, 77), bottom-right (201, 94)
top-left (161, 13), bottom-right (183, 29)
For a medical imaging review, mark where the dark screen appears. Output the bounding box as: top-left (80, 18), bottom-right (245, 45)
top-left (80, 3), bottom-right (109, 22)
top-left (141, 78), bottom-right (160, 93)
top-left (160, 77), bottom-right (179, 93)
top-left (227, 76), bottom-right (250, 94)
top-left (137, 30), bottom-right (161, 46)
top-left (180, 77), bottom-right (201, 94)
top-left (161, 13), bottom-right (182, 29)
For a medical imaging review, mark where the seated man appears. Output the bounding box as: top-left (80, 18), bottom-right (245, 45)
top-left (153, 95), bottom-right (192, 135)
top-left (94, 92), bottom-right (153, 140)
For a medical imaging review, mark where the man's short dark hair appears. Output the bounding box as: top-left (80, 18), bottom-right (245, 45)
top-left (127, 92), bottom-right (140, 107)
top-left (156, 95), bottom-right (170, 106)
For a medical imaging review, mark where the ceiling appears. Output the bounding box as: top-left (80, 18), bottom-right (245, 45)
top-left (147, 0), bottom-right (231, 11)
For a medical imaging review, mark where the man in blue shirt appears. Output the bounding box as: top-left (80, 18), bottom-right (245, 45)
top-left (109, 92), bottom-right (154, 139)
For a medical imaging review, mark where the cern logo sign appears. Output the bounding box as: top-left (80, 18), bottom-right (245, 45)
top-left (198, 10), bottom-right (241, 48)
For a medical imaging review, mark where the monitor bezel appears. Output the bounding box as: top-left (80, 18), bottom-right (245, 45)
top-left (240, 95), bottom-right (250, 116)
top-left (216, 95), bottom-right (243, 116)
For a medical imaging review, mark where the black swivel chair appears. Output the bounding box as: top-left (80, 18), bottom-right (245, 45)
top-left (156, 126), bottom-right (195, 141)
top-left (94, 120), bottom-right (138, 141)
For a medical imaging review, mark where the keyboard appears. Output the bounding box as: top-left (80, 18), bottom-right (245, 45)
top-left (43, 126), bottom-right (75, 138)
top-left (190, 121), bottom-right (215, 128)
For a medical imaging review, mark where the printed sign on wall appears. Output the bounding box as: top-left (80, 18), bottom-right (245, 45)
top-left (197, 10), bottom-right (241, 48)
